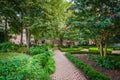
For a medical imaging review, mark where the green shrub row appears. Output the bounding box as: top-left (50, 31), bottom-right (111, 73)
top-left (59, 45), bottom-right (96, 49)
top-left (109, 46), bottom-right (120, 50)
top-left (33, 53), bottom-right (55, 74)
top-left (26, 44), bottom-right (55, 74)
top-left (59, 47), bottom-right (112, 55)
top-left (26, 45), bottom-right (49, 55)
top-left (0, 42), bottom-right (19, 53)
top-left (58, 47), bottom-right (82, 52)
top-left (66, 52), bottom-right (110, 80)
top-left (89, 47), bottom-right (112, 54)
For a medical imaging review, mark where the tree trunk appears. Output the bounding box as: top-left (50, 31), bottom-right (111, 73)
top-left (4, 17), bottom-right (8, 42)
top-left (60, 38), bottom-right (63, 46)
top-left (103, 43), bottom-right (107, 57)
top-left (20, 28), bottom-right (23, 45)
top-left (34, 39), bottom-right (38, 45)
top-left (70, 41), bottom-right (73, 48)
top-left (26, 28), bottom-right (30, 49)
top-left (99, 42), bottom-right (103, 57)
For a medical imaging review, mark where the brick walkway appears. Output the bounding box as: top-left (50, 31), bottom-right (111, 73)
top-left (51, 50), bottom-right (87, 80)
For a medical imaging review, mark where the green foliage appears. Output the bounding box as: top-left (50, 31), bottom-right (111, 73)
top-left (46, 43), bottom-right (54, 48)
top-left (58, 46), bottom-right (82, 52)
top-left (110, 46), bottom-right (120, 50)
top-left (26, 45), bottom-right (49, 55)
top-left (108, 55), bottom-right (120, 68)
top-left (66, 52), bottom-right (110, 80)
top-left (80, 45), bottom-right (96, 49)
top-left (0, 53), bottom-right (21, 61)
top-left (0, 42), bottom-right (19, 52)
top-left (0, 54), bottom-right (51, 80)
top-left (68, 0), bottom-right (120, 56)
top-left (0, 44), bottom-right (55, 80)
top-left (70, 51), bottom-right (100, 54)
top-left (93, 55), bottom-right (120, 69)
top-left (16, 47), bottom-right (28, 53)
top-left (89, 47), bottom-right (112, 54)
top-left (94, 56), bottom-right (114, 69)
top-left (26, 45), bottom-right (55, 74)
top-left (33, 53), bottom-right (55, 74)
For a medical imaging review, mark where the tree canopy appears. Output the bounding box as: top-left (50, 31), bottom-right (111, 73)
top-left (68, 0), bottom-right (120, 56)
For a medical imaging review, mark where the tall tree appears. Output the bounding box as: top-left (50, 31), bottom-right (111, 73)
top-left (0, 0), bottom-right (16, 41)
top-left (31, 0), bottom-right (71, 43)
top-left (69, 0), bottom-right (120, 56)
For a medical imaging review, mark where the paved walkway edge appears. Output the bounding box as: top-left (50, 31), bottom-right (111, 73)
top-left (51, 50), bottom-right (87, 80)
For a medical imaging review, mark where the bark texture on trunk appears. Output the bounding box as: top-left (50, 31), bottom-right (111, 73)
top-left (20, 28), bottom-right (23, 45)
top-left (34, 39), bottom-right (38, 45)
top-left (60, 38), bottom-right (63, 46)
top-left (26, 28), bottom-right (30, 49)
top-left (4, 17), bottom-right (8, 42)
top-left (103, 43), bottom-right (107, 57)
top-left (99, 42), bottom-right (103, 57)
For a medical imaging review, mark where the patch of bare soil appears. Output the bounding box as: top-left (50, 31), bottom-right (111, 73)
top-left (73, 54), bottom-right (120, 80)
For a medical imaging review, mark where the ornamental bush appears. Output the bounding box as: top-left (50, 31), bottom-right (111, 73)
top-left (0, 54), bottom-right (52, 80)
top-left (0, 42), bottom-right (19, 52)
top-left (33, 53), bottom-right (55, 74)
top-left (93, 55), bottom-right (120, 69)
top-left (26, 45), bottom-right (49, 55)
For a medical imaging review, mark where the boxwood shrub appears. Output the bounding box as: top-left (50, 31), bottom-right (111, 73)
top-left (110, 46), bottom-right (120, 50)
top-left (58, 47), bottom-right (82, 52)
top-left (66, 52), bottom-right (110, 80)
top-left (89, 47), bottom-right (112, 54)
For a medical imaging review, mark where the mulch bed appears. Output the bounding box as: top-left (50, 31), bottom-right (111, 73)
top-left (73, 54), bottom-right (120, 80)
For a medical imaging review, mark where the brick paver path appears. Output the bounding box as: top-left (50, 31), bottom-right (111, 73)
top-left (51, 50), bottom-right (87, 80)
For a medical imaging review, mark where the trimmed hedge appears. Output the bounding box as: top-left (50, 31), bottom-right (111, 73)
top-left (59, 47), bottom-right (112, 55)
top-left (66, 52), bottom-right (110, 80)
top-left (58, 47), bottom-right (82, 52)
top-left (89, 47), bottom-right (112, 54)
top-left (110, 46), bottom-right (120, 50)
top-left (70, 51), bottom-right (99, 54)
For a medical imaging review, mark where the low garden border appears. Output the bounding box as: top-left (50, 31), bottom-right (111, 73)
top-left (66, 52), bottom-right (110, 80)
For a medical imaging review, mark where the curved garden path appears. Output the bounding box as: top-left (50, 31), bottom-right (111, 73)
top-left (51, 50), bottom-right (87, 80)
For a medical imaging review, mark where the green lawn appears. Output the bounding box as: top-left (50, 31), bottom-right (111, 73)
top-left (0, 53), bottom-right (23, 61)
top-left (89, 47), bottom-right (112, 52)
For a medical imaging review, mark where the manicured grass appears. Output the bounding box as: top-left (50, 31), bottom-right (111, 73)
top-left (0, 53), bottom-right (22, 61)
top-left (17, 47), bottom-right (28, 53)
top-left (59, 47), bottom-right (82, 52)
top-left (89, 47), bottom-right (112, 53)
